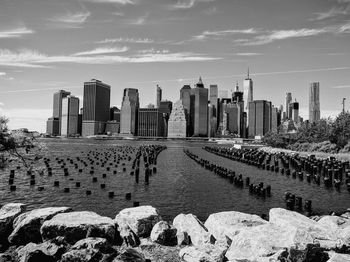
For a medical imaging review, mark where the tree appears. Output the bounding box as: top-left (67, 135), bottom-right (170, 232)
top-left (0, 115), bottom-right (45, 169)
top-left (330, 111), bottom-right (350, 148)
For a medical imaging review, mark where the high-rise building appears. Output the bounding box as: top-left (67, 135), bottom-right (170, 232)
top-left (285, 92), bottom-right (292, 119)
top-left (155, 85), bottom-right (162, 108)
top-left (291, 101), bottom-right (299, 123)
top-left (309, 82), bottom-right (320, 123)
top-left (120, 88), bottom-right (139, 135)
top-left (248, 100), bottom-right (272, 138)
top-left (159, 100), bottom-right (173, 137)
top-left (271, 106), bottom-right (278, 132)
top-left (209, 85), bottom-right (218, 136)
top-left (110, 107), bottom-right (121, 122)
top-left (168, 100), bottom-right (187, 138)
top-left (226, 103), bottom-right (240, 135)
top-left (61, 96), bottom-right (79, 137)
top-left (193, 77), bottom-right (208, 136)
top-left (180, 85), bottom-right (192, 136)
top-left (137, 108), bottom-right (164, 137)
top-left (52, 90), bottom-right (71, 135)
top-left (82, 79), bottom-right (111, 136)
top-left (243, 68), bottom-right (253, 112)
top-left (232, 83), bottom-right (245, 137)
top-left (46, 117), bottom-right (59, 136)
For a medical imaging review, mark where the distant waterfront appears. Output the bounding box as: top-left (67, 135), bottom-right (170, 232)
top-left (1, 139), bottom-right (349, 221)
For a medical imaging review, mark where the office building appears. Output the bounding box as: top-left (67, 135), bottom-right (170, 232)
top-left (61, 96), bottom-right (79, 137)
top-left (291, 101), bottom-right (299, 123)
top-left (120, 88), bottom-right (140, 135)
top-left (271, 106), bottom-right (278, 132)
top-left (285, 92), bottom-right (292, 119)
top-left (159, 100), bottom-right (173, 137)
top-left (209, 84), bottom-right (218, 135)
top-left (309, 82), bottom-right (320, 123)
top-left (105, 121), bottom-right (120, 135)
top-left (243, 69), bottom-right (253, 112)
top-left (137, 108), bottom-right (164, 137)
top-left (248, 100), bottom-right (272, 137)
top-left (155, 85), bottom-right (162, 108)
top-left (180, 85), bottom-right (193, 136)
top-left (110, 107), bottom-right (121, 122)
top-left (51, 90), bottom-right (71, 135)
top-left (46, 117), bottom-right (59, 136)
top-left (82, 79), bottom-right (111, 136)
top-left (193, 77), bottom-right (208, 136)
top-left (168, 100), bottom-right (187, 138)
top-left (226, 103), bottom-right (240, 135)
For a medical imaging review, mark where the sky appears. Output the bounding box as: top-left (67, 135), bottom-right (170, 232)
top-left (0, 0), bottom-right (349, 133)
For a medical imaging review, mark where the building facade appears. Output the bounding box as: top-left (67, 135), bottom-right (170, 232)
top-left (243, 69), bottom-right (253, 112)
top-left (168, 100), bottom-right (187, 138)
top-left (155, 85), bottom-right (162, 108)
top-left (46, 117), bottom-right (59, 136)
top-left (120, 88), bottom-right (139, 135)
top-left (52, 90), bottom-right (71, 135)
top-left (309, 82), bottom-right (320, 123)
top-left (285, 92), bottom-right (292, 119)
top-left (193, 77), bottom-right (208, 136)
top-left (82, 79), bottom-right (111, 136)
top-left (61, 96), bottom-right (79, 137)
top-left (248, 100), bottom-right (272, 138)
top-left (137, 108), bottom-right (164, 137)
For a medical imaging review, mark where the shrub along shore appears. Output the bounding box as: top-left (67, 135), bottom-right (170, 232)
top-left (0, 204), bottom-right (349, 262)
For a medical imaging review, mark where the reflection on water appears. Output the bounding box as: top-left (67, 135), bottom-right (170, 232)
top-left (0, 138), bottom-right (349, 221)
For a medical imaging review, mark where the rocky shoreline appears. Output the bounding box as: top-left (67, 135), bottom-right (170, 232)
top-left (0, 203), bottom-right (349, 262)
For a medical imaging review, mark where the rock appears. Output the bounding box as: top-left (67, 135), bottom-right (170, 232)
top-left (0, 253), bottom-right (14, 262)
top-left (225, 223), bottom-right (314, 262)
top-left (41, 211), bottom-right (115, 245)
top-left (340, 226), bottom-right (350, 246)
top-left (150, 221), bottom-right (177, 246)
top-left (113, 248), bottom-right (146, 262)
top-left (16, 241), bottom-right (66, 262)
top-left (60, 237), bottom-right (116, 262)
top-left (269, 208), bottom-right (340, 248)
top-left (204, 211), bottom-right (267, 245)
top-left (327, 252), bottom-right (350, 262)
top-left (318, 215), bottom-right (350, 232)
top-left (176, 231), bottom-right (190, 246)
top-left (0, 203), bottom-right (26, 243)
top-left (173, 214), bottom-right (214, 246)
top-left (115, 206), bottom-right (161, 238)
top-left (119, 227), bottom-right (140, 247)
top-left (137, 238), bottom-right (181, 261)
top-left (179, 244), bottom-right (225, 262)
top-left (8, 206), bottom-right (72, 245)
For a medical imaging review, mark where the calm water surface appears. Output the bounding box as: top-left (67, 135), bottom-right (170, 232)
top-left (0, 138), bottom-right (349, 221)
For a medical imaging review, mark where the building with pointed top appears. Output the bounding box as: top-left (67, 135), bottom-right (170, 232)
top-left (243, 68), bottom-right (253, 112)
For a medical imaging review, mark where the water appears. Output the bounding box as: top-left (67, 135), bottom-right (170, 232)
top-left (0, 139), bottom-right (349, 221)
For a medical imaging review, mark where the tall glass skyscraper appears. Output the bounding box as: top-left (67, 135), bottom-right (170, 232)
top-left (120, 88), bottom-right (139, 135)
top-left (82, 79), bottom-right (111, 136)
top-left (53, 90), bottom-right (70, 135)
top-left (61, 95), bottom-right (79, 137)
top-left (309, 82), bottom-right (320, 123)
top-left (193, 77), bottom-right (208, 137)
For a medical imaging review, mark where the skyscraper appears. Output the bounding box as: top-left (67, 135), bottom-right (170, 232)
top-left (61, 95), bottom-right (79, 137)
top-left (137, 108), bottom-right (164, 137)
top-left (248, 100), bottom-right (272, 138)
top-left (52, 90), bottom-right (71, 135)
top-left (155, 85), bottom-right (162, 108)
top-left (209, 84), bottom-right (218, 136)
top-left (291, 101), bottom-right (299, 123)
top-left (285, 92), bottom-right (292, 119)
top-left (180, 85), bottom-right (193, 136)
top-left (82, 79), bottom-right (111, 137)
top-left (193, 77), bottom-right (208, 136)
top-left (309, 82), bottom-right (320, 123)
top-left (120, 88), bottom-right (139, 135)
top-left (243, 68), bottom-right (253, 111)
top-left (168, 100), bottom-right (187, 138)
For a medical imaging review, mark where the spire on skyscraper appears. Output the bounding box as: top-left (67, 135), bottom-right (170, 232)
top-left (235, 81), bottom-right (239, 92)
top-left (198, 76), bottom-right (203, 85)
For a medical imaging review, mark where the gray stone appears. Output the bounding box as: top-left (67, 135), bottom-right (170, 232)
top-left (0, 203), bottom-right (26, 242)
top-left (115, 206), bottom-right (161, 238)
top-left (119, 227), bottom-right (140, 247)
top-left (179, 244), bottom-right (225, 262)
top-left (327, 252), bottom-right (350, 262)
top-left (176, 231), bottom-right (190, 246)
top-left (8, 206), bottom-right (72, 245)
top-left (16, 241), bottom-right (65, 262)
top-left (150, 221), bottom-right (177, 246)
top-left (225, 223), bottom-right (314, 262)
top-left (173, 213), bottom-right (214, 246)
top-left (204, 211), bottom-right (267, 245)
top-left (113, 248), bottom-right (146, 262)
top-left (40, 211), bottom-right (115, 244)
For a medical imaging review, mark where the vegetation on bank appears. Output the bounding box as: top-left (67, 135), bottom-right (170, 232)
top-left (263, 111), bottom-right (350, 154)
top-left (0, 116), bottom-right (44, 169)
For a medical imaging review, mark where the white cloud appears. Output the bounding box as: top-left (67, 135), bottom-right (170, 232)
top-left (312, 0), bottom-right (350, 21)
top-left (49, 11), bottom-right (90, 28)
top-left (74, 46), bottom-right (129, 56)
top-left (235, 52), bottom-right (262, 56)
top-left (126, 13), bottom-right (148, 25)
top-left (0, 102), bottom-right (4, 106)
top-left (0, 48), bottom-right (221, 67)
top-left (0, 27), bottom-right (34, 38)
top-left (193, 28), bottom-right (257, 41)
top-left (332, 85), bottom-right (350, 89)
top-left (171, 0), bottom-right (215, 9)
top-left (0, 72), bottom-right (6, 76)
top-left (138, 49), bottom-right (169, 54)
top-left (83, 0), bottom-right (134, 4)
top-left (96, 37), bottom-right (154, 44)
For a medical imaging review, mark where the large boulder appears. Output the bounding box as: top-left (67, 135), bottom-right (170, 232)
top-left (8, 206), bottom-right (72, 245)
top-left (41, 211), bottom-right (115, 244)
top-left (150, 221), bottom-right (177, 246)
top-left (179, 244), bottom-right (225, 262)
top-left (119, 227), bottom-right (140, 247)
top-left (16, 241), bottom-right (66, 262)
top-left (113, 248), bottom-right (146, 262)
top-left (225, 223), bottom-right (314, 262)
top-left (317, 215), bottom-right (350, 232)
top-left (204, 211), bottom-right (267, 245)
top-left (60, 237), bottom-right (116, 262)
top-left (269, 208), bottom-right (340, 248)
top-left (0, 203), bottom-right (26, 242)
top-left (327, 252), bottom-right (350, 262)
top-left (115, 206), bottom-right (161, 238)
top-left (173, 214), bottom-right (214, 246)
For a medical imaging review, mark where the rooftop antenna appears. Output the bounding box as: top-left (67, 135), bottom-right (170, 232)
top-left (342, 98), bottom-right (346, 113)
top-left (247, 67), bottom-right (250, 79)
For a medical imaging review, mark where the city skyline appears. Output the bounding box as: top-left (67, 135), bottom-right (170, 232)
top-left (0, 0), bottom-right (350, 132)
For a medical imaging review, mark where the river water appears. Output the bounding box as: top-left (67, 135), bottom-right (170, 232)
top-left (0, 139), bottom-right (349, 221)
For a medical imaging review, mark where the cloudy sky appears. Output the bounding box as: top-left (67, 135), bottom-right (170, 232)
top-left (0, 0), bottom-right (349, 132)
